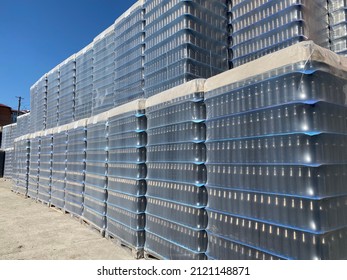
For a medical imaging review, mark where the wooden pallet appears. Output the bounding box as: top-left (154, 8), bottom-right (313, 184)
top-left (11, 189), bottom-right (28, 198)
top-left (105, 232), bottom-right (144, 259)
top-left (144, 250), bottom-right (162, 260)
top-left (80, 218), bottom-right (105, 237)
top-left (64, 210), bottom-right (82, 222)
top-left (49, 204), bottom-right (66, 214)
top-left (36, 198), bottom-right (50, 207)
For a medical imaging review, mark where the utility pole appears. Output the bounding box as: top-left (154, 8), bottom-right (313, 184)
top-left (15, 96), bottom-right (24, 122)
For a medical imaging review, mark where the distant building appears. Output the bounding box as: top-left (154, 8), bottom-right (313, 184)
top-left (0, 104), bottom-right (12, 127)
top-left (11, 109), bottom-right (29, 123)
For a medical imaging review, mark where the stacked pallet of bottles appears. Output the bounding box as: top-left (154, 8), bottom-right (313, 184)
top-left (46, 67), bottom-right (60, 129)
top-left (3, 148), bottom-right (14, 179)
top-left (229, 0), bottom-right (329, 67)
top-left (75, 43), bottom-right (94, 120)
top-left (204, 41), bottom-right (347, 260)
top-left (16, 113), bottom-right (31, 138)
top-left (145, 80), bottom-right (208, 259)
top-left (58, 55), bottom-right (76, 125)
top-left (12, 135), bottom-right (30, 195)
top-left (105, 99), bottom-right (147, 256)
top-left (27, 133), bottom-right (40, 199)
top-left (50, 125), bottom-right (68, 209)
top-left (65, 119), bottom-right (87, 217)
top-left (143, 0), bottom-right (229, 97)
top-left (92, 25), bottom-right (116, 116)
top-left (37, 129), bottom-right (53, 204)
top-left (2, 123), bottom-right (17, 179)
top-left (329, 0), bottom-right (347, 55)
top-left (113, 1), bottom-right (145, 106)
top-left (30, 75), bottom-right (47, 133)
top-left (83, 113), bottom-right (108, 233)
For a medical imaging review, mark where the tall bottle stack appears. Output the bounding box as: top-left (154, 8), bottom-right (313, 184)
top-left (204, 41), bottom-right (347, 259)
top-left (50, 126), bottom-right (68, 209)
top-left (65, 119), bottom-right (87, 217)
top-left (37, 130), bottom-right (53, 204)
top-left (229, 0), bottom-right (329, 67)
top-left (92, 26), bottom-right (116, 116)
top-left (16, 113), bottom-right (31, 138)
top-left (58, 55), bottom-right (76, 126)
top-left (145, 80), bottom-right (208, 260)
top-left (83, 114), bottom-right (108, 233)
top-left (114, 1), bottom-right (145, 106)
top-left (105, 100), bottom-right (147, 257)
top-left (329, 0), bottom-right (347, 55)
top-left (27, 133), bottom-right (40, 199)
top-left (30, 75), bottom-right (47, 133)
top-left (75, 44), bottom-right (94, 121)
top-left (12, 136), bottom-right (30, 196)
top-left (143, 0), bottom-right (229, 97)
top-left (46, 67), bottom-right (60, 129)
top-left (2, 123), bottom-right (17, 179)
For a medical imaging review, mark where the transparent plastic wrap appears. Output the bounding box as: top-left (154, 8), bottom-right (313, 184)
top-left (30, 75), bottom-right (47, 132)
top-left (1, 123), bottom-right (17, 150)
top-left (16, 113), bottom-right (31, 138)
top-left (28, 135), bottom-right (40, 199)
top-left (46, 67), bottom-right (60, 129)
top-left (108, 147), bottom-right (146, 163)
top-left (108, 163), bottom-right (146, 179)
top-left (37, 132), bottom-right (53, 203)
top-left (75, 44), bottom-right (93, 120)
top-left (106, 217), bottom-right (145, 249)
top-left (230, 0), bottom-right (329, 66)
top-left (144, 232), bottom-right (206, 260)
top-left (207, 233), bottom-right (283, 260)
top-left (146, 179), bottom-right (207, 207)
top-left (146, 214), bottom-right (207, 253)
top-left (107, 190), bottom-right (146, 213)
top-left (106, 203), bottom-right (145, 230)
top-left (82, 205), bottom-right (106, 229)
top-left (207, 209), bottom-right (347, 260)
top-left (144, 0), bottom-right (228, 97)
top-left (146, 197), bottom-right (207, 229)
top-left (107, 177), bottom-right (146, 196)
top-left (92, 25), bottom-right (116, 116)
top-left (64, 190), bottom-right (83, 216)
top-left (12, 138), bottom-right (30, 195)
top-left (84, 195), bottom-right (106, 215)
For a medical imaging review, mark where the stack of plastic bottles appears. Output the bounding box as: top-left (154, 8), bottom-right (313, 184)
top-left (92, 26), bottom-right (116, 116)
top-left (145, 80), bottom-right (208, 259)
top-left (3, 148), bottom-right (14, 179)
top-left (50, 126), bottom-right (67, 209)
top-left (106, 100), bottom-right (147, 254)
top-left (204, 41), bottom-right (347, 260)
top-left (229, 0), bottom-right (330, 67)
top-left (30, 75), bottom-right (47, 133)
top-left (58, 55), bottom-right (76, 126)
top-left (75, 44), bottom-right (94, 121)
top-left (83, 114), bottom-right (108, 232)
top-left (12, 136), bottom-right (30, 195)
top-left (143, 0), bottom-right (229, 97)
top-left (46, 67), bottom-right (60, 129)
top-left (37, 130), bottom-right (53, 204)
top-left (114, 1), bottom-right (145, 106)
top-left (2, 123), bottom-right (17, 179)
top-left (27, 133), bottom-right (40, 199)
top-left (329, 0), bottom-right (347, 55)
top-left (65, 119), bottom-right (87, 217)
top-left (16, 113), bottom-right (31, 138)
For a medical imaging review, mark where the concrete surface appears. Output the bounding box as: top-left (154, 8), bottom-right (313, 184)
top-left (0, 178), bottom-right (135, 260)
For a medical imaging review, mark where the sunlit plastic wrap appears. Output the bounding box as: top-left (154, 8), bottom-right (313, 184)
top-left (50, 126), bottom-right (68, 209)
top-left (46, 67), bottom-right (60, 129)
top-left (30, 75), bottom-right (47, 132)
top-left (106, 99), bottom-right (147, 250)
top-left (1, 123), bottom-right (17, 150)
top-left (145, 79), bottom-right (208, 259)
top-left (3, 148), bottom-right (14, 179)
top-left (16, 113), bottom-right (31, 138)
top-left (92, 25), bottom-right (116, 116)
top-left (65, 119), bottom-right (87, 216)
top-left (75, 43), bottom-right (94, 120)
top-left (58, 55), bottom-right (76, 126)
top-left (229, 0), bottom-right (329, 67)
top-left (37, 130), bottom-right (53, 204)
top-left (143, 0), bottom-right (228, 97)
top-left (204, 41), bottom-right (347, 259)
top-left (83, 113), bottom-right (108, 229)
top-left (12, 136), bottom-right (30, 195)
top-left (28, 133), bottom-right (40, 199)
top-left (114, 1), bottom-right (145, 106)
top-left (329, 0), bottom-right (347, 55)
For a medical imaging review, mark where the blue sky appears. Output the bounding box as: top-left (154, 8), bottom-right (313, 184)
top-left (0, 0), bottom-right (135, 110)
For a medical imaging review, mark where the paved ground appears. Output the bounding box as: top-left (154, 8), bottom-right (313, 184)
top-left (0, 178), bottom-right (134, 260)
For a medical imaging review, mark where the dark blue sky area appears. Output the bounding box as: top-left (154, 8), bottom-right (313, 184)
top-left (0, 0), bottom-right (135, 110)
